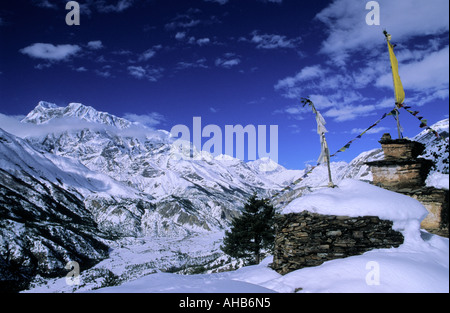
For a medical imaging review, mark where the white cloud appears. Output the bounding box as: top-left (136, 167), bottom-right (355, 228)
top-left (376, 45), bottom-right (449, 93)
top-left (176, 58), bottom-right (209, 70)
top-left (308, 94), bottom-right (335, 110)
top-left (374, 97), bottom-right (398, 110)
top-left (123, 112), bottom-right (165, 128)
top-left (35, 63), bottom-right (52, 70)
top-left (351, 126), bottom-right (390, 135)
top-left (273, 105), bottom-right (309, 121)
top-left (32, 0), bottom-right (57, 9)
top-left (127, 66), bottom-right (146, 79)
top-left (196, 38), bottom-right (211, 46)
top-left (324, 104), bottom-right (377, 122)
top-left (138, 45), bottom-right (163, 61)
top-left (140, 49), bottom-right (156, 61)
top-left (285, 91), bottom-right (372, 122)
top-left (204, 0), bottom-right (228, 4)
top-left (95, 69), bottom-right (112, 78)
top-left (75, 66), bottom-right (88, 72)
top-left (96, 0), bottom-right (135, 13)
top-left (20, 43), bottom-right (81, 61)
top-left (274, 0), bottom-right (449, 123)
top-left (127, 65), bottom-right (163, 82)
top-left (175, 32), bottom-right (186, 40)
top-left (274, 65), bottom-right (327, 98)
top-left (245, 31), bottom-right (301, 50)
top-left (215, 56), bottom-right (241, 69)
top-left (253, 32), bottom-right (299, 49)
top-left (87, 40), bottom-right (104, 50)
top-left (316, 0), bottom-right (449, 64)
top-left (165, 19), bottom-right (201, 30)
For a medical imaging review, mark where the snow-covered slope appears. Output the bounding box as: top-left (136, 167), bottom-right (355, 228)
top-left (1, 101), bottom-right (306, 291)
top-left (20, 102), bottom-right (304, 235)
top-left (0, 128), bottom-right (111, 291)
top-left (95, 180), bottom-right (449, 294)
top-left (2, 101), bottom-right (448, 293)
top-left (28, 180), bottom-right (448, 294)
top-left (413, 118), bottom-right (449, 174)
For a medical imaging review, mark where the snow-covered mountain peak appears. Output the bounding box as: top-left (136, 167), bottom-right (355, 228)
top-left (37, 101), bottom-right (59, 109)
top-left (247, 157), bottom-right (284, 174)
top-left (21, 101), bottom-right (62, 124)
top-left (22, 101), bottom-right (132, 130)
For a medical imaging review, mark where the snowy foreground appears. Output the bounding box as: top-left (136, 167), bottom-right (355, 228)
top-left (28, 179), bottom-right (449, 293)
top-left (93, 237), bottom-right (448, 293)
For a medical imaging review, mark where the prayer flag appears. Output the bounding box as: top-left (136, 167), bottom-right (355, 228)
top-left (385, 32), bottom-right (405, 105)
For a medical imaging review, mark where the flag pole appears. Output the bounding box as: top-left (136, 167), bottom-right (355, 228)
top-left (395, 108), bottom-right (402, 139)
top-left (301, 98), bottom-right (335, 188)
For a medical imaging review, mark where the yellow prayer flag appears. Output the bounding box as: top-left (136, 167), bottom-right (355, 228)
top-left (386, 36), bottom-right (405, 105)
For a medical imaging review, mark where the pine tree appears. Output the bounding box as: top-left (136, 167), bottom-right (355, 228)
top-left (221, 193), bottom-right (276, 265)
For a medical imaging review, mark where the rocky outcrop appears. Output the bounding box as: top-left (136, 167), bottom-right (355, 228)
top-left (272, 211), bottom-right (404, 275)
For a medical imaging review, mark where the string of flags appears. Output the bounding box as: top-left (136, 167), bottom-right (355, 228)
top-left (271, 163), bottom-right (321, 199)
top-left (329, 107), bottom-right (398, 158)
top-left (272, 103), bottom-right (447, 200)
top-left (273, 106), bottom-right (398, 199)
top-left (272, 31), bottom-right (447, 201)
top-left (400, 103), bottom-right (449, 142)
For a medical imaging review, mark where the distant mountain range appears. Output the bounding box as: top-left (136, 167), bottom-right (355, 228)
top-left (1, 101), bottom-right (448, 291)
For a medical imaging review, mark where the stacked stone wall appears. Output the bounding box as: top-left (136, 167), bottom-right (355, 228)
top-left (272, 211), bottom-right (404, 275)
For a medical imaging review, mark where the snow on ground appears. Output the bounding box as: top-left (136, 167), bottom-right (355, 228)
top-left (88, 229), bottom-right (448, 293)
top-left (94, 271), bottom-right (277, 293)
top-left (82, 179), bottom-right (448, 293)
top-left (282, 179), bottom-right (428, 244)
top-left (263, 233), bottom-right (448, 293)
top-left (426, 172), bottom-right (449, 190)
top-left (22, 179), bottom-right (448, 293)
top-left (25, 232), bottom-right (227, 293)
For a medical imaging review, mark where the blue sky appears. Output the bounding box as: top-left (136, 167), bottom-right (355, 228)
top-left (0, 0), bottom-right (449, 170)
